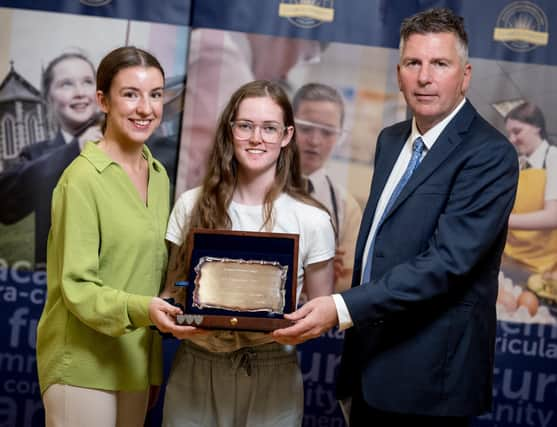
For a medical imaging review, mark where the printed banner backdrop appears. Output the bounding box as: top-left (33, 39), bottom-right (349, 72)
top-left (0, 2), bottom-right (190, 426)
top-left (0, 1), bottom-right (556, 426)
top-left (190, 0), bottom-right (557, 65)
top-left (0, 0), bottom-right (190, 26)
top-left (0, 269), bottom-right (44, 427)
top-left (177, 3), bottom-right (557, 427)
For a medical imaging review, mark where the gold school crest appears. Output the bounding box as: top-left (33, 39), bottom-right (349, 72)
top-left (279, 0), bottom-right (335, 28)
top-left (493, 1), bottom-right (549, 52)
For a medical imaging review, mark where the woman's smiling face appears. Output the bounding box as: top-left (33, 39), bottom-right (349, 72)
top-left (98, 66), bottom-right (164, 146)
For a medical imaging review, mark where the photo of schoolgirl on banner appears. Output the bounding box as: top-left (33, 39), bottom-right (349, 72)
top-left (0, 7), bottom-right (189, 270)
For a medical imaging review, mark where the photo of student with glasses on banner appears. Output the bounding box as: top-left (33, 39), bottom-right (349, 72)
top-left (293, 83), bottom-right (363, 293)
top-left (36, 46), bottom-right (185, 427)
top-left (161, 80), bottom-right (335, 427)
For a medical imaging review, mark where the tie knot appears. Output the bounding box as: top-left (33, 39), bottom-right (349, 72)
top-left (413, 137), bottom-right (425, 154)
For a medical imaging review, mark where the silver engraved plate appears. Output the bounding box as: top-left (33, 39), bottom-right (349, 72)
top-left (193, 257), bottom-right (288, 314)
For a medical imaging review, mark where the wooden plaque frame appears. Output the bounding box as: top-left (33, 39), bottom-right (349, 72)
top-left (175, 228), bottom-right (299, 331)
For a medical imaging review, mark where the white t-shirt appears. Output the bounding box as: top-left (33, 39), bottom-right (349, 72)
top-left (166, 187), bottom-right (335, 351)
top-left (523, 140), bottom-right (557, 201)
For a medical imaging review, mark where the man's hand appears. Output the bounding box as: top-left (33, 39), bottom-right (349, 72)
top-left (272, 296), bottom-right (338, 345)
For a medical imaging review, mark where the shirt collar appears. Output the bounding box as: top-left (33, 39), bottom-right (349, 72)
top-left (409, 97), bottom-right (467, 150)
top-left (60, 129), bottom-right (75, 144)
top-left (526, 139), bottom-right (549, 168)
top-left (307, 167), bottom-right (327, 182)
top-left (81, 141), bottom-right (161, 173)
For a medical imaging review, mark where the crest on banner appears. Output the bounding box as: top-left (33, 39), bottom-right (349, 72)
top-left (279, 0), bottom-right (335, 29)
top-left (493, 1), bottom-right (548, 52)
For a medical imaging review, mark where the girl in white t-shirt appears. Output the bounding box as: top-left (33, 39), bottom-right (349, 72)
top-left (161, 80), bottom-right (335, 427)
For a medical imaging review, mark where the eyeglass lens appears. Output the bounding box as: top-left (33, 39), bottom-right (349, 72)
top-left (231, 121), bottom-right (284, 143)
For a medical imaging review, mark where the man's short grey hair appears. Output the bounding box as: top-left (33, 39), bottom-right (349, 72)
top-left (398, 7), bottom-right (469, 65)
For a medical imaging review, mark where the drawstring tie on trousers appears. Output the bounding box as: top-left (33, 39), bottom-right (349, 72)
top-left (232, 350), bottom-right (257, 376)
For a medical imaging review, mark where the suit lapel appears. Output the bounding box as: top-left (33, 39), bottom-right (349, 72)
top-left (382, 101), bottom-right (476, 222)
top-left (352, 102), bottom-right (477, 285)
top-left (353, 123), bottom-right (410, 280)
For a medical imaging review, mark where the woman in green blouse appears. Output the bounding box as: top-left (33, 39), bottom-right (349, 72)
top-left (36, 46), bottom-right (184, 427)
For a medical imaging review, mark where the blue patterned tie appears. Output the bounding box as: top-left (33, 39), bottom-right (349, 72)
top-left (362, 137), bottom-right (426, 282)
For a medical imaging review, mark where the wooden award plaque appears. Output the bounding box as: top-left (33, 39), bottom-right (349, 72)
top-left (175, 228), bottom-right (299, 331)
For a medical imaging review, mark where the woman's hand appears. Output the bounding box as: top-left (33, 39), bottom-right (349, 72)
top-left (149, 297), bottom-right (209, 339)
top-left (170, 324), bottom-right (209, 340)
top-left (148, 297), bottom-right (182, 334)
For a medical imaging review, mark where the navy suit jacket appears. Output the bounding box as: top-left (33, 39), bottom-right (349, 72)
top-left (336, 101), bottom-right (518, 416)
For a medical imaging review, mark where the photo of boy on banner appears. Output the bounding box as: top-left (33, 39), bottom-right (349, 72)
top-left (292, 83), bottom-right (363, 293)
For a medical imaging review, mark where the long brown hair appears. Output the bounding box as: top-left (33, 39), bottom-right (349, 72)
top-left (167, 81), bottom-right (332, 288)
top-left (188, 79), bottom-right (325, 233)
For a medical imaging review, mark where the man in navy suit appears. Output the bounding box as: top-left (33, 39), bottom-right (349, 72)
top-left (274, 8), bottom-right (518, 426)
